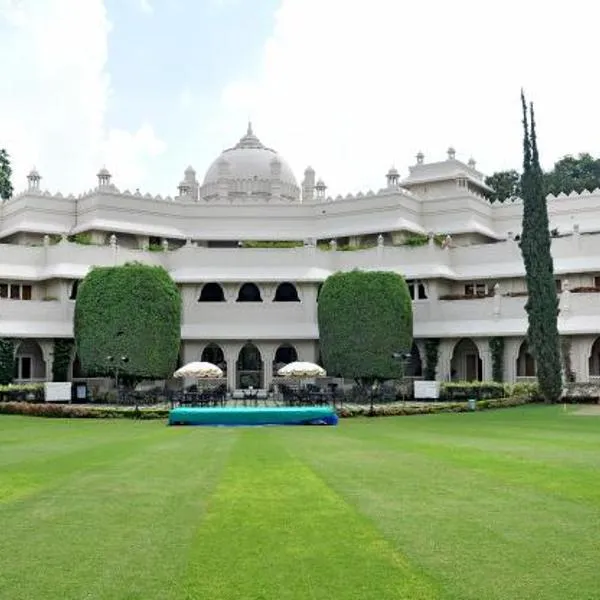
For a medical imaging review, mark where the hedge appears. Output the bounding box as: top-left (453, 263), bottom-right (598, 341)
top-left (0, 396), bottom-right (533, 420)
top-left (317, 270), bottom-right (413, 383)
top-left (74, 263), bottom-right (181, 380)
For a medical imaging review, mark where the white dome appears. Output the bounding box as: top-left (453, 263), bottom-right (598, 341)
top-left (200, 124), bottom-right (300, 202)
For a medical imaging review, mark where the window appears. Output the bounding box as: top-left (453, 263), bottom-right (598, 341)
top-left (274, 282), bottom-right (300, 302)
top-left (406, 280), bottom-right (428, 301)
top-left (595, 276), bottom-right (600, 289)
top-left (465, 282), bottom-right (487, 298)
top-left (0, 283), bottom-right (33, 300)
top-left (69, 281), bottom-right (80, 300)
top-left (198, 282), bottom-right (225, 302)
top-left (236, 283), bottom-right (262, 302)
top-left (555, 279), bottom-right (562, 293)
top-left (14, 356), bottom-right (32, 380)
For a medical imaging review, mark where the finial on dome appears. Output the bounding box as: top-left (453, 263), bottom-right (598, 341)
top-left (416, 151), bottom-right (424, 165)
top-left (447, 147), bottom-right (456, 160)
top-left (97, 166), bottom-right (112, 188)
top-left (468, 157), bottom-right (476, 169)
top-left (235, 121), bottom-right (264, 149)
top-left (247, 121), bottom-right (253, 136)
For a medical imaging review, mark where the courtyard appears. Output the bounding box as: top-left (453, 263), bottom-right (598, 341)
top-left (0, 405), bottom-right (599, 599)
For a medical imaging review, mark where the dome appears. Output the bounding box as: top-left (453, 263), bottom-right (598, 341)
top-left (200, 123), bottom-right (300, 202)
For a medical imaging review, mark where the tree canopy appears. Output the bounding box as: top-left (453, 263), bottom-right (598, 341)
top-left (485, 153), bottom-right (600, 202)
top-left (519, 92), bottom-right (562, 403)
top-left (0, 148), bottom-right (13, 200)
top-left (74, 263), bottom-right (182, 381)
top-left (317, 270), bottom-right (413, 384)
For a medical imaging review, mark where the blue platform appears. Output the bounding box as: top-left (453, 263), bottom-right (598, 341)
top-left (168, 406), bottom-right (338, 427)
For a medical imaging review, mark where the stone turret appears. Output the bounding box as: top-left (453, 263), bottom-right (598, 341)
top-left (27, 168), bottom-right (41, 193)
top-left (315, 178), bottom-right (327, 201)
top-left (386, 166), bottom-right (400, 188)
top-left (302, 166), bottom-right (315, 202)
top-left (178, 165), bottom-right (199, 199)
top-left (97, 167), bottom-right (112, 189)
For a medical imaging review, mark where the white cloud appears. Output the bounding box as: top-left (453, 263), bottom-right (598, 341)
top-left (0, 0), bottom-right (164, 195)
top-left (219, 0), bottom-right (600, 197)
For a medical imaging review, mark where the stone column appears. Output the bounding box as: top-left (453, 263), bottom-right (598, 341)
top-left (437, 338), bottom-right (456, 381)
top-left (478, 339), bottom-right (493, 381)
top-left (38, 340), bottom-right (54, 381)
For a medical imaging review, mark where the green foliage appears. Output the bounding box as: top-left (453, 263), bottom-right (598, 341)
top-left (402, 234), bottom-right (445, 247)
top-left (0, 338), bottom-right (15, 385)
top-left (424, 338), bottom-right (440, 380)
top-left (544, 153), bottom-right (600, 195)
top-left (74, 263), bottom-right (182, 380)
top-left (509, 380), bottom-right (540, 400)
top-left (242, 240), bottom-right (304, 248)
top-left (317, 270), bottom-right (413, 383)
top-left (0, 148), bottom-right (13, 200)
top-left (489, 337), bottom-right (505, 382)
top-left (67, 233), bottom-right (94, 245)
top-left (519, 92), bottom-right (563, 403)
top-left (52, 339), bottom-right (74, 382)
top-left (485, 170), bottom-right (522, 203)
top-left (441, 381), bottom-right (506, 400)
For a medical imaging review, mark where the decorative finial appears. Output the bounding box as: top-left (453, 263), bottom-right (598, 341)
top-left (447, 147), bottom-right (456, 160)
top-left (416, 151), bottom-right (424, 165)
top-left (247, 121), bottom-right (253, 136)
top-left (468, 157), bottom-right (476, 168)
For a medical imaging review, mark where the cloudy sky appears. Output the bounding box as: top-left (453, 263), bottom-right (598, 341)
top-left (1, 0), bottom-right (599, 198)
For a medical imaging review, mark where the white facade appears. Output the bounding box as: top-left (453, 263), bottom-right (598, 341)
top-left (4, 126), bottom-right (600, 389)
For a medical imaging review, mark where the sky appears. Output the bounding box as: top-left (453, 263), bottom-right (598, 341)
top-left (1, 0), bottom-right (600, 198)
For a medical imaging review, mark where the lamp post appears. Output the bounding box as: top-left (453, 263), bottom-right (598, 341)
top-left (106, 355), bottom-right (129, 402)
top-left (392, 351), bottom-right (413, 405)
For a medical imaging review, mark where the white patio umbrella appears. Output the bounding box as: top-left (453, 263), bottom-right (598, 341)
top-left (173, 361), bottom-right (224, 379)
top-left (277, 361), bottom-right (326, 378)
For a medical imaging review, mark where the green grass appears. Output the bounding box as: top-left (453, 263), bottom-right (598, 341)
top-left (0, 406), bottom-right (599, 599)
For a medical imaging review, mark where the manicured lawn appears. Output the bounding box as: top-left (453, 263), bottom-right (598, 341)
top-left (0, 406), bottom-right (599, 599)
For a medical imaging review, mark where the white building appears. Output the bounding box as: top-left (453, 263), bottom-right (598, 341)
top-left (3, 124), bottom-right (600, 390)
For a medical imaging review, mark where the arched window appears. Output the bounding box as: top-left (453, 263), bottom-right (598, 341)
top-left (274, 282), bottom-right (300, 302)
top-left (237, 283), bottom-right (262, 302)
top-left (201, 343), bottom-right (227, 374)
top-left (516, 341), bottom-right (536, 377)
top-left (236, 342), bottom-right (263, 388)
top-left (198, 282), bottom-right (225, 302)
top-left (273, 344), bottom-right (298, 374)
top-left (69, 280), bottom-right (80, 300)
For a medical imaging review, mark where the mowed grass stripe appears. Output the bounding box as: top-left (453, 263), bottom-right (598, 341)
top-left (181, 429), bottom-right (438, 600)
top-left (0, 423), bottom-right (236, 600)
top-left (0, 418), bottom-right (185, 503)
top-left (277, 409), bottom-right (600, 600)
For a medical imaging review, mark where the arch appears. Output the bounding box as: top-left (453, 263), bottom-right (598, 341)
top-left (273, 282), bottom-right (300, 302)
top-left (589, 338), bottom-right (600, 377)
top-left (450, 338), bottom-right (482, 381)
top-left (236, 342), bottom-right (263, 388)
top-left (516, 340), bottom-right (536, 377)
top-left (273, 343), bottom-right (298, 375)
top-left (69, 280), bottom-right (80, 300)
top-left (406, 342), bottom-right (423, 377)
top-left (71, 353), bottom-right (85, 378)
top-left (198, 282), bottom-right (225, 302)
top-left (201, 342), bottom-right (227, 374)
top-left (236, 282), bottom-right (262, 302)
top-left (14, 340), bottom-right (46, 380)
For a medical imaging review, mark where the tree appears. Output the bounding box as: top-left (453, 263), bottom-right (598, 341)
top-left (544, 153), bottom-right (600, 195)
top-left (317, 270), bottom-right (413, 387)
top-left (0, 148), bottom-right (13, 200)
top-left (74, 263), bottom-right (182, 382)
top-left (485, 169), bottom-right (522, 203)
top-left (519, 92), bottom-right (562, 403)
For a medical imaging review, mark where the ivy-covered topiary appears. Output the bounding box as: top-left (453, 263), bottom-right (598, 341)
top-left (0, 338), bottom-right (15, 384)
top-left (52, 339), bottom-right (74, 382)
top-left (74, 263), bottom-right (182, 380)
top-left (424, 338), bottom-right (440, 380)
top-left (317, 270), bottom-right (412, 384)
top-left (489, 337), bottom-right (505, 383)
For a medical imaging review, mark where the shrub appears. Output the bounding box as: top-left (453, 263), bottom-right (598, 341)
top-left (74, 263), bottom-right (182, 380)
top-left (0, 402), bottom-right (169, 419)
top-left (0, 338), bottom-right (15, 385)
top-left (441, 381), bottom-right (506, 401)
top-left (317, 270), bottom-right (412, 384)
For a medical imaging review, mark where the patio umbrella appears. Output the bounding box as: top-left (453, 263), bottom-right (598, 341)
top-left (277, 361), bottom-right (326, 378)
top-left (173, 361), bottom-right (224, 379)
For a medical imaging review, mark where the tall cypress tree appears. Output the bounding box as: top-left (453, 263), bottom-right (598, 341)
top-left (519, 91), bottom-right (562, 402)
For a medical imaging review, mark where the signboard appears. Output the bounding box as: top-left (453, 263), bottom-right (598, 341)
top-left (414, 380), bottom-right (440, 399)
top-left (44, 382), bottom-right (71, 403)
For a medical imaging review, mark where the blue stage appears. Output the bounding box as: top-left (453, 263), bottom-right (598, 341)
top-left (168, 406), bottom-right (338, 427)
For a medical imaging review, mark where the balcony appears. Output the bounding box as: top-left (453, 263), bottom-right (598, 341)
top-left (0, 300), bottom-right (74, 337)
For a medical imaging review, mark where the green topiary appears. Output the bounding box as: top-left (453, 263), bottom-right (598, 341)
top-left (424, 338), bottom-right (440, 380)
top-left (0, 338), bottom-right (15, 384)
top-left (317, 270), bottom-right (412, 385)
top-left (52, 339), bottom-right (74, 382)
top-left (74, 263), bottom-right (182, 381)
top-left (489, 337), bottom-right (505, 383)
